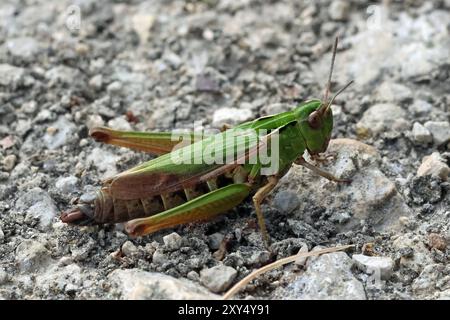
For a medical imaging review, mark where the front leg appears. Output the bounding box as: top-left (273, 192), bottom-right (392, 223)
top-left (252, 176), bottom-right (279, 248)
top-left (295, 157), bottom-right (351, 183)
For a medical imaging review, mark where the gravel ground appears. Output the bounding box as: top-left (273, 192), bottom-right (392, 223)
top-left (0, 0), bottom-right (449, 300)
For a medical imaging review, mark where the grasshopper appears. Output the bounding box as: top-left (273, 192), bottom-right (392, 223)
top-left (61, 38), bottom-right (353, 247)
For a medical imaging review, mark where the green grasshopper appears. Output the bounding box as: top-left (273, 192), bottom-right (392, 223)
top-left (61, 38), bottom-right (353, 247)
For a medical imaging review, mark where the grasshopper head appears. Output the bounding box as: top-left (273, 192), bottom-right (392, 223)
top-left (296, 37), bottom-right (353, 156)
top-left (295, 100), bottom-right (333, 155)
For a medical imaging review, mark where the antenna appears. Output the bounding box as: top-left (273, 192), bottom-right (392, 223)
top-left (321, 37), bottom-right (339, 112)
top-left (325, 80), bottom-right (354, 113)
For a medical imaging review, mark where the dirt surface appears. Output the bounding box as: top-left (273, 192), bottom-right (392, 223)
top-left (0, 0), bottom-right (449, 300)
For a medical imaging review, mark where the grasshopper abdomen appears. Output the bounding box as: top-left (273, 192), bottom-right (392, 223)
top-left (61, 167), bottom-right (259, 226)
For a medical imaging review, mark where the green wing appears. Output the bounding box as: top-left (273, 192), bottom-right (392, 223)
top-left (104, 109), bottom-right (301, 200)
top-left (106, 129), bottom-right (265, 200)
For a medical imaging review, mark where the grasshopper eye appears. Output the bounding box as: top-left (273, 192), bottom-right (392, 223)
top-left (308, 111), bottom-right (322, 129)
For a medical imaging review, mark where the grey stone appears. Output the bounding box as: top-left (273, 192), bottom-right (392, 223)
top-left (152, 249), bottom-right (168, 265)
top-left (16, 239), bottom-right (52, 272)
top-left (376, 81), bottom-right (412, 103)
top-left (86, 147), bottom-right (119, 180)
top-left (107, 117), bottom-right (132, 131)
top-left (34, 264), bottom-right (83, 296)
top-left (0, 268), bottom-right (8, 285)
top-left (275, 251), bottom-right (366, 300)
top-left (272, 191), bottom-right (300, 215)
top-left (0, 64), bottom-right (25, 88)
top-left (352, 254), bottom-right (394, 280)
top-left (417, 152), bottom-right (449, 181)
top-left (45, 66), bottom-right (82, 86)
top-left (393, 233), bottom-right (434, 273)
top-left (328, 0), bottom-right (350, 21)
top-left (2, 154), bottom-right (17, 171)
top-left (86, 114), bottom-right (105, 129)
top-left (356, 104), bottom-right (407, 136)
top-left (121, 241), bottom-right (139, 257)
top-left (212, 108), bottom-right (253, 126)
top-left (55, 176), bottom-right (79, 194)
top-left (412, 122), bottom-right (432, 145)
top-left (200, 264), bottom-right (238, 293)
top-left (409, 100), bottom-right (432, 115)
top-left (88, 74), bottom-right (103, 90)
top-left (16, 188), bottom-right (58, 229)
top-left (6, 37), bottom-right (41, 61)
top-left (15, 119), bottom-right (31, 137)
top-left (208, 232), bottom-right (224, 250)
top-left (424, 121), bottom-right (450, 146)
top-left (43, 116), bottom-right (77, 150)
top-left (412, 264), bottom-right (445, 296)
top-left (274, 139), bottom-right (412, 232)
top-left (163, 232), bottom-right (183, 251)
top-left (109, 269), bottom-right (219, 299)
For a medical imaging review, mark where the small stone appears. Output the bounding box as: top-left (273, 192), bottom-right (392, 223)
top-left (196, 73), bottom-right (220, 92)
top-left (417, 152), bottom-right (449, 181)
top-left (122, 241), bottom-right (139, 257)
top-left (6, 37), bottom-right (41, 61)
top-left (409, 100), bottom-right (432, 115)
top-left (412, 264), bottom-right (444, 295)
top-left (0, 136), bottom-right (16, 149)
top-left (45, 66), bottom-right (81, 86)
top-left (107, 117), bottom-right (132, 131)
top-left (352, 254), bottom-right (394, 280)
top-left (208, 232), bottom-right (224, 250)
top-left (0, 268), bottom-right (8, 284)
top-left (328, 0), bottom-right (350, 21)
top-left (89, 74), bottom-right (103, 90)
top-left (272, 191), bottom-right (300, 215)
top-left (15, 187), bottom-right (58, 229)
top-left (35, 264), bottom-right (83, 295)
top-left (187, 270), bottom-right (200, 282)
top-left (376, 81), bottom-right (412, 103)
top-left (86, 147), bottom-right (118, 179)
top-left (412, 122), bottom-right (432, 145)
top-left (70, 238), bottom-right (95, 262)
top-left (275, 251), bottom-right (366, 300)
top-left (212, 108), bottom-right (253, 126)
top-left (200, 265), bottom-right (237, 293)
top-left (22, 101), bottom-right (37, 114)
top-left (2, 154), bottom-right (17, 171)
top-left (163, 232), bottom-right (183, 251)
top-left (132, 14), bottom-right (155, 44)
top-left (109, 269), bottom-right (218, 299)
top-left (294, 243), bottom-right (309, 266)
top-left (46, 126), bottom-right (58, 135)
top-left (152, 249), bottom-right (168, 265)
top-left (35, 109), bottom-right (53, 122)
top-left (202, 29), bottom-right (214, 41)
top-left (356, 104), bottom-right (406, 137)
top-left (0, 227), bottom-right (4, 242)
top-left (43, 116), bottom-right (77, 150)
top-left (164, 51), bottom-right (182, 68)
top-left (428, 233), bottom-right (447, 251)
top-left (107, 81), bottom-right (123, 94)
top-left (55, 176), bottom-right (79, 194)
top-left (86, 114), bottom-right (105, 129)
top-left (424, 121), bottom-right (450, 146)
top-left (0, 64), bottom-right (25, 88)
top-left (393, 233), bottom-right (434, 273)
top-left (79, 189), bottom-right (97, 203)
top-left (16, 239), bottom-right (51, 272)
